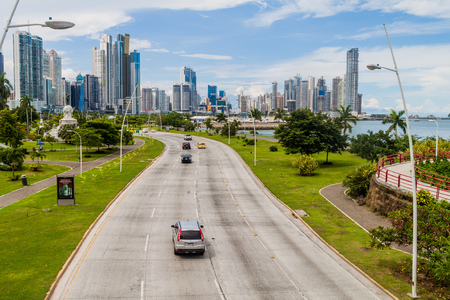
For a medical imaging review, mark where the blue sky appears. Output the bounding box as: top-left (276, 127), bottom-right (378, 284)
top-left (1, 0), bottom-right (450, 116)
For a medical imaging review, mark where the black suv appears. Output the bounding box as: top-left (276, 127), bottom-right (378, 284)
top-left (181, 153), bottom-right (192, 163)
top-left (182, 142), bottom-right (191, 150)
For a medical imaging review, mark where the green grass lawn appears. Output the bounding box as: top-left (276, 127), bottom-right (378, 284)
top-left (0, 137), bottom-right (164, 300)
top-left (27, 147), bottom-right (120, 162)
top-left (0, 164), bottom-right (70, 197)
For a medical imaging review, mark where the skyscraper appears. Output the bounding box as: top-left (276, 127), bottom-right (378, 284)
top-left (47, 50), bottom-right (63, 106)
top-left (271, 81), bottom-right (277, 111)
top-left (129, 50), bottom-right (140, 114)
top-left (172, 84), bottom-right (181, 111)
top-left (331, 76), bottom-right (342, 111)
top-left (180, 67), bottom-right (196, 90)
top-left (345, 48), bottom-right (359, 113)
top-left (13, 31), bottom-right (44, 103)
top-left (208, 85), bottom-right (217, 111)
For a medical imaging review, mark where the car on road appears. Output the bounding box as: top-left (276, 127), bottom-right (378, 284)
top-left (181, 153), bottom-right (192, 163)
top-left (171, 221), bottom-right (205, 255)
top-left (198, 142), bottom-right (205, 149)
top-left (182, 142), bottom-right (191, 150)
top-left (184, 134), bottom-right (192, 140)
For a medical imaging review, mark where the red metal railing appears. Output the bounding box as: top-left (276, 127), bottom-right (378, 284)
top-left (376, 150), bottom-right (450, 201)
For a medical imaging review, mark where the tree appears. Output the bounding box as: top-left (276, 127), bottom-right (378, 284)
top-left (82, 119), bottom-right (120, 148)
top-left (249, 108), bottom-right (262, 121)
top-left (322, 118), bottom-right (348, 164)
top-left (30, 150), bottom-right (46, 165)
top-left (0, 72), bottom-right (13, 110)
top-left (0, 147), bottom-right (26, 178)
top-left (184, 120), bottom-right (195, 132)
top-left (215, 112), bottom-right (227, 123)
top-left (334, 105), bottom-right (358, 135)
top-left (349, 130), bottom-right (401, 163)
top-left (274, 109), bottom-right (346, 157)
top-left (20, 95), bottom-right (33, 134)
top-left (0, 109), bottom-right (25, 148)
top-left (204, 118), bottom-right (213, 132)
top-left (72, 128), bottom-right (103, 152)
top-left (58, 124), bottom-right (77, 143)
top-left (382, 109), bottom-right (407, 139)
top-left (274, 107), bottom-right (286, 121)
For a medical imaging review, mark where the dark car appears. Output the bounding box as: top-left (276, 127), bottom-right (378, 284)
top-left (181, 153), bottom-right (192, 163)
top-left (182, 142), bottom-right (191, 150)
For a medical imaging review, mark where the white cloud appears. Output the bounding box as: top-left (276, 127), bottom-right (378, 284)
top-left (180, 54), bottom-right (232, 60)
top-left (130, 38), bottom-right (152, 50)
top-left (147, 48), bottom-right (170, 53)
top-left (363, 98), bottom-right (380, 109)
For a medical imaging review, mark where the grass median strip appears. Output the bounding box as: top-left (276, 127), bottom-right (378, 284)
top-left (0, 137), bottom-right (164, 300)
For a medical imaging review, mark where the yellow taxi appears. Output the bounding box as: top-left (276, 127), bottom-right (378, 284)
top-left (197, 142), bottom-right (206, 149)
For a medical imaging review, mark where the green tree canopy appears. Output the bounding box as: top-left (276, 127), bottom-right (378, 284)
top-left (274, 109), bottom-right (346, 156)
top-left (274, 107), bottom-right (286, 121)
top-left (0, 109), bottom-right (25, 148)
top-left (215, 112), bottom-right (227, 123)
top-left (82, 119), bottom-right (120, 148)
top-left (349, 130), bottom-right (402, 163)
top-left (249, 108), bottom-right (263, 121)
top-left (0, 147), bottom-right (26, 177)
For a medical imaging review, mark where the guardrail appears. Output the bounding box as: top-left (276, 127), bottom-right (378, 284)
top-left (376, 150), bottom-right (450, 201)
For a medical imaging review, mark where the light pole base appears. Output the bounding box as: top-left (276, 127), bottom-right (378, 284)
top-left (407, 293), bottom-right (421, 299)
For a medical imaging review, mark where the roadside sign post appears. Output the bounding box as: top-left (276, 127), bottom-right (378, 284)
top-left (57, 176), bottom-right (75, 205)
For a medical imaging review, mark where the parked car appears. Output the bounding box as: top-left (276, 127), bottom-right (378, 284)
top-left (182, 142), bottom-right (191, 150)
top-left (181, 153), bottom-right (192, 163)
top-left (171, 221), bottom-right (205, 255)
top-left (184, 134), bottom-right (192, 140)
top-left (197, 142), bottom-right (205, 149)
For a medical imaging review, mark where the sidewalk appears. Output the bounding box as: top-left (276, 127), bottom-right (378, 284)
top-left (0, 139), bottom-right (144, 209)
top-left (320, 183), bottom-right (412, 254)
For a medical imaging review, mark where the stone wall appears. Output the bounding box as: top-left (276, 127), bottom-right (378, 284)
top-left (365, 177), bottom-right (412, 215)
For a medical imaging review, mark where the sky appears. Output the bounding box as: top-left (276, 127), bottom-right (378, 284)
top-left (1, 0), bottom-right (450, 117)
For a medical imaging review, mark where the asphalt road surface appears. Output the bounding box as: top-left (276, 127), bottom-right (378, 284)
top-left (50, 132), bottom-right (393, 300)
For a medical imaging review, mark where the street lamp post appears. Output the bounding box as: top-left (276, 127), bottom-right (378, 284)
top-left (1, 0), bottom-right (75, 51)
top-left (429, 119), bottom-right (439, 158)
top-left (228, 109), bottom-right (230, 145)
top-left (67, 130), bottom-right (82, 175)
top-left (367, 24), bottom-right (419, 299)
top-left (120, 84), bottom-right (139, 172)
top-left (247, 109), bottom-right (257, 167)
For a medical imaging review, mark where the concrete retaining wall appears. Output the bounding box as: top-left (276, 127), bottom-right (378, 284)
top-left (365, 177), bottom-right (411, 215)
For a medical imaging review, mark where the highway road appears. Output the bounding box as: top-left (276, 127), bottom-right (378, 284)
top-left (50, 132), bottom-right (393, 300)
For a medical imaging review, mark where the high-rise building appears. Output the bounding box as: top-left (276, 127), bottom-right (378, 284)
top-left (345, 48), bottom-right (359, 113)
top-left (46, 50), bottom-right (63, 106)
top-left (84, 74), bottom-right (100, 111)
top-left (13, 31), bottom-right (44, 102)
top-left (271, 81), bottom-right (277, 111)
top-left (172, 84), bottom-right (181, 111)
top-left (307, 76), bottom-right (315, 110)
top-left (181, 84), bottom-right (191, 112)
top-left (129, 50), bottom-right (140, 114)
top-left (0, 52), bottom-right (4, 74)
top-left (298, 80), bottom-right (309, 109)
top-left (181, 67), bottom-right (196, 90)
top-left (331, 76), bottom-right (342, 111)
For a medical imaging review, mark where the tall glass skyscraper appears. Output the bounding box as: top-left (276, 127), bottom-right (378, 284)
top-left (129, 50), bottom-right (140, 114)
top-left (13, 31), bottom-right (44, 102)
top-left (181, 67), bottom-right (196, 90)
top-left (345, 48), bottom-right (359, 113)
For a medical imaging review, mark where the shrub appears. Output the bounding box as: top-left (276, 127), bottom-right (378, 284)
top-left (269, 145), bottom-right (278, 152)
top-left (416, 190), bottom-right (437, 206)
top-left (84, 154), bottom-right (92, 158)
top-left (29, 163), bottom-right (40, 171)
top-left (291, 155), bottom-right (318, 176)
top-left (342, 164), bottom-right (376, 198)
top-left (8, 174), bottom-right (20, 181)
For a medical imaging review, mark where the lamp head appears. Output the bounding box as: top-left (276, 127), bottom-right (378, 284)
top-left (45, 20), bottom-right (75, 30)
top-left (367, 64), bottom-right (381, 71)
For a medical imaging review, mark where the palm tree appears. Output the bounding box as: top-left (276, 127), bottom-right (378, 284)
top-left (20, 95), bottom-right (33, 134)
top-left (216, 112), bottom-right (227, 123)
top-left (274, 107), bottom-right (285, 121)
top-left (0, 72), bottom-right (13, 110)
top-left (382, 109), bottom-right (407, 139)
top-left (249, 108), bottom-right (262, 121)
top-left (334, 105), bottom-right (358, 135)
top-left (30, 150), bottom-right (46, 165)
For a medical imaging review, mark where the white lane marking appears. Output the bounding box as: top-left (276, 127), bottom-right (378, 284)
top-left (164, 179), bottom-right (167, 185)
top-left (141, 280), bottom-right (144, 300)
top-left (214, 279), bottom-right (226, 300)
top-left (151, 208), bottom-right (156, 218)
top-left (158, 191), bottom-right (162, 198)
top-left (144, 235), bottom-right (149, 252)
top-left (196, 208), bottom-right (199, 219)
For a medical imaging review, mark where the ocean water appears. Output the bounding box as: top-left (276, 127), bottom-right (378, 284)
top-left (239, 119), bottom-right (450, 139)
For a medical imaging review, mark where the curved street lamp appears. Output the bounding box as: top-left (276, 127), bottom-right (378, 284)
top-left (367, 24), bottom-right (419, 299)
top-left (429, 119), bottom-right (439, 158)
top-left (67, 130), bottom-right (82, 175)
top-left (0, 0), bottom-right (75, 51)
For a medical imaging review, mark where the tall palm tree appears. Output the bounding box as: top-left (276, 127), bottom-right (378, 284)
top-left (249, 108), bottom-right (262, 121)
top-left (334, 105), bottom-right (358, 135)
top-left (382, 109), bottom-right (407, 139)
top-left (20, 95), bottom-right (33, 134)
top-left (0, 72), bottom-right (13, 110)
top-left (274, 107), bottom-right (285, 121)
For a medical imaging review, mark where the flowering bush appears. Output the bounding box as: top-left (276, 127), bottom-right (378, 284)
top-left (29, 163), bottom-right (40, 171)
top-left (370, 201), bottom-right (450, 286)
top-left (342, 164), bottom-right (376, 198)
top-left (416, 190), bottom-right (436, 206)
